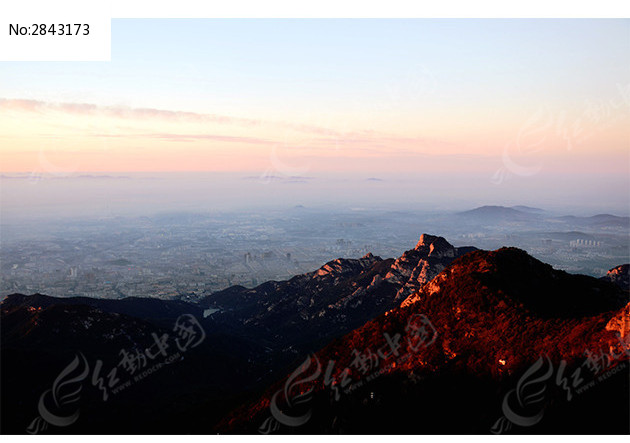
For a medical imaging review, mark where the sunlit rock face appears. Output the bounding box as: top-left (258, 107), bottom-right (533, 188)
top-left (196, 234), bottom-right (475, 352)
top-left (313, 253), bottom-right (380, 279)
top-left (385, 233), bottom-right (476, 301)
top-left (602, 265), bottom-right (630, 345)
top-left (606, 302), bottom-right (630, 342)
top-left (222, 247), bottom-right (629, 434)
top-left (601, 264), bottom-right (630, 291)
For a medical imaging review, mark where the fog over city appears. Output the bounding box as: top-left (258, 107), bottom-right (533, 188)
top-left (2, 172), bottom-right (628, 301)
top-left (2, 169), bottom-right (628, 219)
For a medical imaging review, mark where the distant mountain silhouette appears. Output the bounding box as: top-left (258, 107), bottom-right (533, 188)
top-left (459, 206), bottom-right (629, 230)
top-left (556, 214), bottom-right (630, 229)
top-left (510, 205), bottom-right (545, 213)
top-left (457, 205), bottom-right (538, 222)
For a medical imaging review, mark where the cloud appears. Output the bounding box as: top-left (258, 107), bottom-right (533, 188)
top-left (0, 98), bottom-right (260, 127)
top-left (0, 97), bottom-right (461, 156)
top-left (0, 98), bottom-right (364, 139)
top-left (93, 132), bottom-right (274, 145)
top-left (0, 98), bottom-right (437, 147)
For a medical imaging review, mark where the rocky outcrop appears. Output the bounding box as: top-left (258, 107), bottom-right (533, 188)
top-left (220, 247), bottom-right (629, 434)
top-left (384, 233), bottom-right (476, 301)
top-left (601, 264), bottom-right (630, 291)
top-left (606, 302), bottom-right (630, 342)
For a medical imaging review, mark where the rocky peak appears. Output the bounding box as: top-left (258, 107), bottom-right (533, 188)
top-left (415, 234), bottom-right (457, 257)
top-left (401, 247), bottom-right (627, 317)
top-left (415, 233), bottom-right (440, 249)
top-left (385, 234), bottom-right (476, 301)
top-left (312, 254), bottom-right (381, 279)
top-left (601, 264), bottom-right (630, 290)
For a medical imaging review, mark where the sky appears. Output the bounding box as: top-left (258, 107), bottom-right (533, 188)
top-left (0, 19), bottom-right (629, 213)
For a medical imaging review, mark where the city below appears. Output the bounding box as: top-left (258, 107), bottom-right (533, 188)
top-left (2, 205), bottom-right (628, 301)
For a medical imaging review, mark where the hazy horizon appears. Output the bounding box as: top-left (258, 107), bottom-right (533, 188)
top-left (1, 19), bottom-right (629, 220)
top-left (1, 170), bottom-right (629, 223)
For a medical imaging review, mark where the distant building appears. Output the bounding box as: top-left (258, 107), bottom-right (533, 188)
top-left (569, 239), bottom-right (601, 247)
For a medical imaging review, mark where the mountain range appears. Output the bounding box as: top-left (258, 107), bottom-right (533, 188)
top-left (218, 247), bottom-right (629, 434)
top-left (1, 234), bottom-right (628, 434)
top-left (457, 205), bottom-right (629, 229)
top-left (197, 234), bottom-right (476, 352)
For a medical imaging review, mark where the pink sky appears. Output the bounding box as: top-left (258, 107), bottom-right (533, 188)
top-left (1, 97), bottom-right (628, 179)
